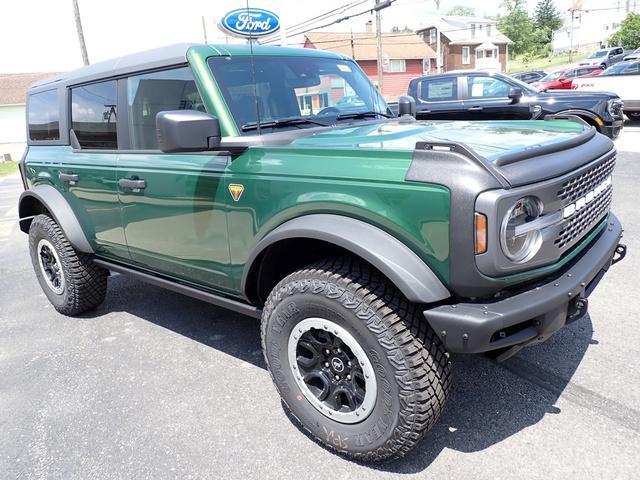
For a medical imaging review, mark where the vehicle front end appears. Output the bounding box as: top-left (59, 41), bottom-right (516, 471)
top-left (403, 119), bottom-right (626, 360)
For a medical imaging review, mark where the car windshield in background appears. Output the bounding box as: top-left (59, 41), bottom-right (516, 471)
top-left (208, 56), bottom-right (388, 133)
top-left (540, 71), bottom-right (563, 82)
top-left (601, 62), bottom-right (635, 76)
top-left (588, 50), bottom-right (607, 58)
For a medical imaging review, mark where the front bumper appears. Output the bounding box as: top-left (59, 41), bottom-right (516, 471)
top-left (600, 119), bottom-right (624, 139)
top-left (424, 213), bottom-right (625, 354)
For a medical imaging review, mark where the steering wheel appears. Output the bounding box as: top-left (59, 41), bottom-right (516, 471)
top-left (317, 106), bottom-right (340, 117)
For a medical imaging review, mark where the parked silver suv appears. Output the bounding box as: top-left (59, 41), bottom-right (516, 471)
top-left (580, 47), bottom-right (627, 68)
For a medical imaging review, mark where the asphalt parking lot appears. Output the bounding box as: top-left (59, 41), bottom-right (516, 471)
top-left (1, 121), bottom-right (640, 479)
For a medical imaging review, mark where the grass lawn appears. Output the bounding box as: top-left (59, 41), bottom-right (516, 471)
top-left (0, 161), bottom-right (19, 177)
top-left (507, 52), bottom-right (589, 74)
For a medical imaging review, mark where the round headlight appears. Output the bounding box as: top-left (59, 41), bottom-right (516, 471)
top-left (500, 196), bottom-right (543, 263)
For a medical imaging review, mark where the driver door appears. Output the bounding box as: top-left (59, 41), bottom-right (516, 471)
top-left (463, 74), bottom-right (531, 120)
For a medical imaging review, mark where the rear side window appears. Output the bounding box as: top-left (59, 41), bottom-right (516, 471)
top-left (126, 67), bottom-right (205, 149)
top-left (418, 78), bottom-right (457, 102)
top-left (71, 80), bottom-right (118, 149)
top-left (28, 90), bottom-right (60, 141)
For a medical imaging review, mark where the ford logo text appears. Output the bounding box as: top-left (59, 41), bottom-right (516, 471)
top-left (219, 8), bottom-right (280, 39)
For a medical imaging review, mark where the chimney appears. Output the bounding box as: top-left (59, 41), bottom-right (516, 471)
top-left (365, 20), bottom-right (373, 33)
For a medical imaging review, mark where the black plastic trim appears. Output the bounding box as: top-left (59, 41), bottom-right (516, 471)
top-left (93, 259), bottom-right (262, 319)
top-left (424, 213), bottom-right (623, 353)
top-left (18, 184), bottom-right (93, 253)
top-left (241, 214), bottom-right (451, 304)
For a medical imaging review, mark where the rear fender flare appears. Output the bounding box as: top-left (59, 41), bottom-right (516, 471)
top-left (18, 184), bottom-right (93, 253)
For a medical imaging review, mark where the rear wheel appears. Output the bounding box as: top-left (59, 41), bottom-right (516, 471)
top-left (28, 214), bottom-right (107, 315)
top-left (261, 257), bottom-right (451, 461)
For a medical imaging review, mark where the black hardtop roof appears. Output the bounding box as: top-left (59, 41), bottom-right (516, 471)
top-left (29, 43), bottom-right (200, 93)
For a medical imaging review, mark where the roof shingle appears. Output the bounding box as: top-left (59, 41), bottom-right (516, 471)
top-left (304, 31), bottom-right (435, 60)
top-left (0, 73), bottom-right (60, 105)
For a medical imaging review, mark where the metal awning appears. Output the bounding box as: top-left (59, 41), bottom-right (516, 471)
top-left (475, 41), bottom-right (498, 51)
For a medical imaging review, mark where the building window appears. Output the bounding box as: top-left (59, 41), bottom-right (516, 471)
top-left (71, 80), bottom-right (118, 149)
top-left (477, 49), bottom-right (484, 59)
top-left (462, 46), bottom-right (470, 65)
top-left (28, 89), bottom-right (60, 141)
top-left (429, 28), bottom-right (436, 44)
top-left (126, 66), bottom-right (205, 150)
top-left (387, 59), bottom-right (406, 72)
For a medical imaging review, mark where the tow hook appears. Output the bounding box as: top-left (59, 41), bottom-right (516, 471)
top-left (612, 243), bottom-right (627, 265)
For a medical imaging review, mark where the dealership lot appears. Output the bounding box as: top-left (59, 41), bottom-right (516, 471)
top-left (1, 122), bottom-right (640, 479)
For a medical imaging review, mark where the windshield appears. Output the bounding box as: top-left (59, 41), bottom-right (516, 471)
top-left (208, 56), bottom-right (388, 134)
top-left (601, 62), bottom-right (629, 75)
top-left (539, 70), bottom-right (563, 82)
top-left (588, 50), bottom-right (607, 59)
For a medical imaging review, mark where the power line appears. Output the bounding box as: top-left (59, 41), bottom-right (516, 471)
top-left (285, 0), bottom-right (370, 34)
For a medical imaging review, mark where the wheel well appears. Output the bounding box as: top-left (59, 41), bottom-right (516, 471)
top-left (246, 238), bottom-right (369, 305)
top-left (18, 195), bottom-right (50, 233)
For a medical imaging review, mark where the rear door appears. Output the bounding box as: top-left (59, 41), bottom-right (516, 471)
top-left (463, 74), bottom-right (531, 120)
top-left (116, 66), bottom-right (233, 292)
top-left (413, 76), bottom-right (465, 120)
top-left (63, 80), bottom-right (129, 260)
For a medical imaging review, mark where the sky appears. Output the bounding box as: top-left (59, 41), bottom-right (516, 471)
top-left (1, 0), bottom-right (558, 73)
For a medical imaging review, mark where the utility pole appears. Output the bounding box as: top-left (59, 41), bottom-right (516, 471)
top-left (201, 16), bottom-right (208, 44)
top-left (375, 0), bottom-right (384, 95)
top-left (569, 7), bottom-right (576, 63)
top-left (71, 0), bottom-right (89, 65)
top-left (434, 0), bottom-right (440, 73)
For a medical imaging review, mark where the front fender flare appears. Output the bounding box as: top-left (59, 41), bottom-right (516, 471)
top-left (242, 214), bottom-right (450, 304)
top-left (18, 184), bottom-right (93, 253)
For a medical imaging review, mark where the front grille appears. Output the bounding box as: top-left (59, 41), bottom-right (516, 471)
top-left (557, 154), bottom-right (615, 203)
top-left (554, 154), bottom-right (616, 249)
top-left (554, 187), bottom-right (612, 249)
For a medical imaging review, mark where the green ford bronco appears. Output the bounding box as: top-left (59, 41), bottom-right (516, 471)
top-left (19, 43), bottom-right (626, 461)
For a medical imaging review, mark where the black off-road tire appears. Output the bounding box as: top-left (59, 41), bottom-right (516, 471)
top-left (261, 257), bottom-right (451, 462)
top-left (28, 214), bottom-right (107, 315)
top-left (625, 111), bottom-right (640, 121)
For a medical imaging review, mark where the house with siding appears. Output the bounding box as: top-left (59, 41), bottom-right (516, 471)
top-left (0, 72), bottom-right (58, 162)
top-left (416, 16), bottom-right (512, 73)
top-left (303, 24), bottom-right (436, 101)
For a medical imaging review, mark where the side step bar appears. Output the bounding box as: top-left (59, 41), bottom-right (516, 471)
top-left (93, 259), bottom-right (262, 319)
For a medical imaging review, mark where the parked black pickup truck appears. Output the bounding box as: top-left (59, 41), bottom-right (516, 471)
top-left (398, 71), bottom-right (624, 139)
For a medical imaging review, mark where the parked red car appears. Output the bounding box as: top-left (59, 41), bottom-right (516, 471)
top-left (531, 65), bottom-right (604, 91)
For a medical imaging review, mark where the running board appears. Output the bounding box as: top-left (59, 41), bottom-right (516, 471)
top-left (92, 259), bottom-right (262, 319)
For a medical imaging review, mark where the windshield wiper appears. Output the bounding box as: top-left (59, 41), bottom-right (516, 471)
top-left (241, 116), bottom-right (329, 131)
top-left (335, 111), bottom-right (393, 121)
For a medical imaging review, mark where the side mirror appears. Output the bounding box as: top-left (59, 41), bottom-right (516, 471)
top-left (508, 87), bottom-right (523, 103)
top-left (156, 110), bottom-right (221, 153)
top-left (398, 95), bottom-right (417, 117)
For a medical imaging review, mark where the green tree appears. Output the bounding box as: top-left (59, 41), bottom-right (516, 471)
top-left (609, 12), bottom-right (640, 49)
top-left (534, 0), bottom-right (563, 43)
top-left (447, 5), bottom-right (475, 16)
top-left (497, 0), bottom-right (535, 57)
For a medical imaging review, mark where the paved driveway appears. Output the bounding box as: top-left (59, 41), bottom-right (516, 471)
top-left (1, 123), bottom-right (640, 479)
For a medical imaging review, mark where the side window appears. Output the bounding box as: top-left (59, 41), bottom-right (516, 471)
top-left (467, 76), bottom-right (511, 98)
top-left (28, 90), bottom-right (60, 141)
top-left (126, 66), bottom-right (205, 149)
top-left (418, 78), bottom-right (457, 102)
top-left (564, 70), bottom-right (577, 78)
top-left (71, 80), bottom-right (118, 149)
top-left (623, 63), bottom-right (640, 75)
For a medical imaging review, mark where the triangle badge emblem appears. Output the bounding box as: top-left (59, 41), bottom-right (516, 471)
top-left (228, 184), bottom-right (245, 202)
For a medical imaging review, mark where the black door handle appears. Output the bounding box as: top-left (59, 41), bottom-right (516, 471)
top-left (467, 106), bottom-right (483, 112)
top-left (118, 178), bottom-right (146, 190)
top-left (59, 172), bottom-right (79, 183)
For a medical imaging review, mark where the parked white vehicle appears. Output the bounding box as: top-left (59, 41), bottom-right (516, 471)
top-left (573, 60), bottom-right (640, 120)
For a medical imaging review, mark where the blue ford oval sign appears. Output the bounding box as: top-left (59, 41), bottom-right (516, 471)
top-left (219, 8), bottom-right (280, 39)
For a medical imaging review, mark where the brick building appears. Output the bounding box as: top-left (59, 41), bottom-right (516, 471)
top-left (416, 16), bottom-right (512, 73)
top-left (304, 24), bottom-right (435, 101)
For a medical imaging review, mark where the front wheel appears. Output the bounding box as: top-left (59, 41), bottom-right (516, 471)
top-left (28, 214), bottom-right (107, 315)
top-left (625, 111), bottom-right (640, 121)
top-left (261, 257), bottom-right (451, 461)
